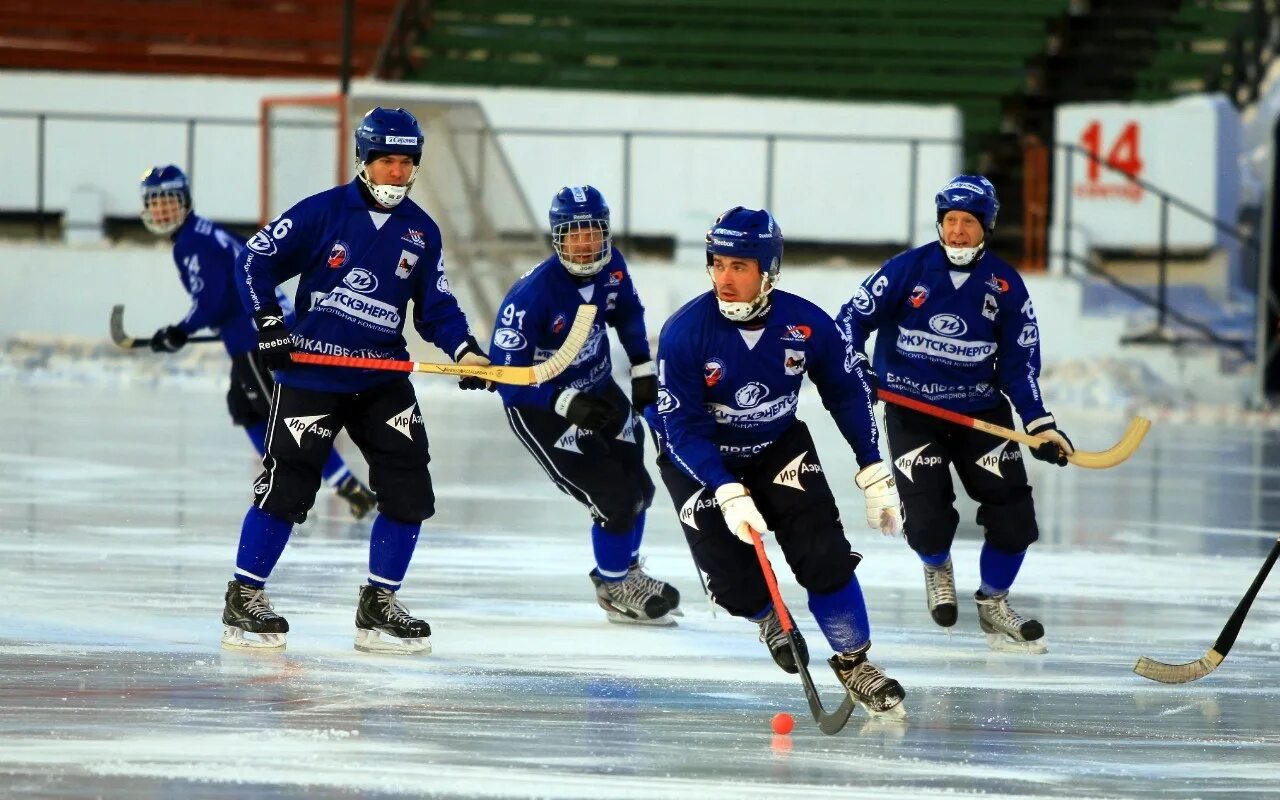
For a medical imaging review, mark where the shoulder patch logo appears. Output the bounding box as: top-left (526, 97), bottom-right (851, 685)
top-left (986, 274), bottom-right (1009, 294)
top-left (401, 228), bottom-right (426, 248)
top-left (493, 328), bottom-right (527, 351)
top-left (783, 325), bottom-right (811, 341)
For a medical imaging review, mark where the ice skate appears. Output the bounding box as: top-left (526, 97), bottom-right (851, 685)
top-left (627, 557), bottom-right (683, 616)
top-left (828, 644), bottom-right (906, 718)
top-left (756, 608), bottom-right (809, 674)
top-left (354, 585), bottom-right (432, 654)
top-left (334, 474), bottom-right (376, 520)
top-left (221, 580), bottom-right (288, 651)
top-left (975, 590), bottom-right (1046, 654)
top-left (923, 559), bottom-right (958, 628)
top-left (589, 568), bottom-right (676, 626)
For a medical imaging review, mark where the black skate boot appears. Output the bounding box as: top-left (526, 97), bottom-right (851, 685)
top-left (589, 568), bottom-right (675, 626)
top-left (829, 643), bottom-right (906, 717)
top-left (221, 579), bottom-right (289, 651)
top-left (354, 585), bottom-right (432, 654)
top-left (923, 559), bottom-right (958, 627)
top-left (975, 590), bottom-right (1046, 654)
top-left (627, 558), bottom-right (682, 617)
top-left (334, 474), bottom-right (376, 520)
top-left (756, 608), bottom-right (809, 674)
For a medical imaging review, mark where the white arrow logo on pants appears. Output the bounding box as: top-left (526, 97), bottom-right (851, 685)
top-left (893, 444), bottom-right (931, 483)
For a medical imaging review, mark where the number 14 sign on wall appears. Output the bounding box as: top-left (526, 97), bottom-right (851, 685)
top-left (1053, 97), bottom-right (1238, 250)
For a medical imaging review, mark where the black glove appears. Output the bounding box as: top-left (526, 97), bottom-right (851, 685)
top-left (1026, 417), bottom-right (1074, 467)
top-left (630, 359), bottom-right (658, 412)
top-left (455, 337), bottom-right (496, 392)
top-left (149, 325), bottom-right (188, 353)
top-left (555, 389), bottom-right (627, 439)
top-left (253, 306), bottom-right (294, 371)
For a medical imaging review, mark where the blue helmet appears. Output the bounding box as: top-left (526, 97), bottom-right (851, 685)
top-left (704, 206), bottom-right (782, 322)
top-left (139, 164), bottom-right (191, 235)
top-left (935, 175), bottom-right (998, 266)
top-left (549, 185), bottom-right (612, 276)
top-left (355, 107), bottom-right (424, 165)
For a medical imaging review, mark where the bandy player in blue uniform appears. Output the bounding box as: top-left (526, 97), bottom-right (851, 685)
top-left (490, 185), bottom-right (680, 625)
top-left (840, 175), bottom-right (1074, 654)
top-left (219, 108), bottom-right (491, 654)
top-left (652, 206), bottom-right (905, 716)
top-left (139, 165), bottom-right (375, 520)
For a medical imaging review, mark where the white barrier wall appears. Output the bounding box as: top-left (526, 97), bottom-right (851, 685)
top-left (0, 72), bottom-right (961, 246)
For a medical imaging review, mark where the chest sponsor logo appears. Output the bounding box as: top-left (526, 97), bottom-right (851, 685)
top-left (493, 327), bottom-right (527, 351)
top-left (554, 425), bottom-right (583, 454)
top-left (982, 293), bottom-right (999, 321)
top-left (894, 443), bottom-right (943, 482)
top-left (387, 404), bottom-right (423, 440)
top-left (783, 325), bottom-right (811, 341)
top-left (552, 313), bottom-right (567, 335)
top-left (909, 283), bottom-right (930, 308)
top-left (707, 392), bottom-right (797, 427)
top-left (678, 489), bottom-right (718, 531)
top-left (851, 285), bottom-right (875, 315)
top-left (704, 358), bottom-right (726, 388)
top-left (401, 228), bottom-right (426, 248)
top-left (343, 267), bottom-right (378, 294)
top-left (395, 249), bottom-right (418, 279)
top-left (928, 313), bottom-right (968, 338)
top-left (316, 287), bottom-right (402, 330)
top-left (283, 414), bottom-right (334, 446)
top-left (735, 381), bottom-right (770, 408)
top-left (327, 240), bottom-right (350, 269)
top-left (976, 441), bottom-right (1023, 478)
top-left (718, 440), bottom-right (772, 457)
top-left (986, 274), bottom-right (1009, 294)
top-left (783, 348), bottom-right (806, 376)
top-left (656, 387), bottom-right (680, 413)
top-left (1017, 323), bottom-right (1039, 348)
top-left (896, 326), bottom-right (996, 364)
top-left (773, 450), bottom-right (823, 491)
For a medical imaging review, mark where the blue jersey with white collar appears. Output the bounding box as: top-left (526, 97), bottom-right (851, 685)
top-left (491, 248), bottom-right (651, 409)
top-left (169, 213), bottom-right (257, 356)
top-left (655, 289), bottom-right (879, 491)
top-left (236, 179), bottom-right (475, 392)
top-left (837, 242), bottom-right (1049, 427)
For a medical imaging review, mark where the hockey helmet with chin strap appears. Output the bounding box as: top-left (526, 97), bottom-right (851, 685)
top-left (549, 185), bottom-right (612, 277)
top-left (140, 164), bottom-right (192, 235)
top-left (354, 107), bottom-right (424, 208)
top-left (935, 174), bottom-right (999, 267)
top-left (704, 206), bottom-right (783, 323)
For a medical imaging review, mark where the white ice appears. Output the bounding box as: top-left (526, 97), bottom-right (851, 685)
top-left (0, 368), bottom-right (1277, 799)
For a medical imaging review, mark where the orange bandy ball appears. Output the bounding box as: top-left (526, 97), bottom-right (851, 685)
top-left (771, 712), bottom-right (794, 735)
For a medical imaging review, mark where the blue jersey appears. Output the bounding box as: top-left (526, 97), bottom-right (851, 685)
top-left (655, 290), bottom-right (879, 490)
top-left (236, 180), bottom-right (474, 392)
top-left (170, 213), bottom-right (257, 356)
top-left (838, 242), bottom-right (1048, 427)
top-left (491, 249), bottom-right (651, 409)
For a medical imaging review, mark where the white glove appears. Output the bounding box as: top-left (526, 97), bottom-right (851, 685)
top-left (854, 461), bottom-right (903, 536)
top-left (714, 483), bottom-right (767, 545)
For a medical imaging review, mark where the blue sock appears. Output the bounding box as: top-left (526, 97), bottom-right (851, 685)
top-left (919, 550), bottom-right (951, 567)
top-left (592, 521), bottom-right (632, 581)
top-left (979, 543), bottom-right (1026, 596)
top-left (321, 449), bottom-right (351, 486)
top-left (627, 511), bottom-right (647, 567)
top-left (368, 515), bottom-right (421, 591)
top-left (807, 574), bottom-right (871, 654)
top-left (233, 506), bottom-right (293, 587)
top-left (243, 422), bottom-right (268, 456)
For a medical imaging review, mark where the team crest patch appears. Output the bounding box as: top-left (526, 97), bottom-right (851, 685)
top-left (909, 283), bottom-right (929, 308)
top-left (783, 325), bottom-right (811, 341)
top-left (986, 274), bottom-right (1009, 294)
top-left (327, 240), bottom-right (350, 269)
top-left (607, 270), bottom-right (624, 286)
top-left (552, 313), bottom-right (567, 335)
top-left (783, 348), bottom-right (806, 375)
top-left (396, 250), bottom-right (418, 279)
top-left (401, 228), bottom-right (426, 248)
top-left (704, 358), bottom-right (726, 388)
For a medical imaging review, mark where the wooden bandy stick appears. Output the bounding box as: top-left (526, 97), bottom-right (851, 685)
top-left (878, 389), bottom-right (1150, 470)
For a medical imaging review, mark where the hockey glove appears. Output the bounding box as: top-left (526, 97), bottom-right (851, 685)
top-left (554, 388), bottom-right (627, 439)
top-left (253, 306), bottom-right (295, 371)
top-left (714, 483), bottom-right (768, 544)
top-left (455, 338), bottom-right (496, 391)
top-left (855, 461), bottom-right (903, 536)
top-left (630, 359), bottom-right (658, 412)
top-left (1026, 416), bottom-right (1075, 467)
top-left (149, 325), bottom-right (188, 353)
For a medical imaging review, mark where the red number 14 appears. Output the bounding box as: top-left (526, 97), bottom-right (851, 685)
top-left (1080, 121), bottom-right (1143, 182)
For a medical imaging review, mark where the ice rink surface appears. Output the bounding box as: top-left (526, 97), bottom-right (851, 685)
top-left (1, 374), bottom-right (1277, 799)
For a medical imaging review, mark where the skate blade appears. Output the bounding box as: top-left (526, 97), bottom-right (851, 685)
top-left (984, 632), bottom-right (1047, 654)
top-left (605, 611), bottom-right (678, 627)
top-left (221, 626), bottom-right (286, 652)
top-left (861, 700), bottom-right (908, 720)
top-left (668, 606), bottom-right (685, 617)
top-left (354, 629), bottom-right (432, 655)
